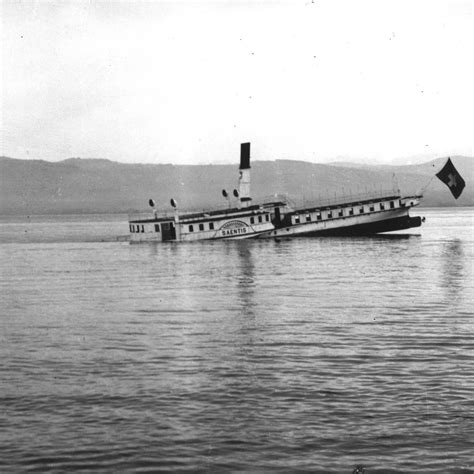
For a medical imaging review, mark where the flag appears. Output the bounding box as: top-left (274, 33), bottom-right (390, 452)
top-left (435, 158), bottom-right (466, 199)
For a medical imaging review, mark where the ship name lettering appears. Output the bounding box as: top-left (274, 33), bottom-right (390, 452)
top-left (221, 227), bottom-right (248, 236)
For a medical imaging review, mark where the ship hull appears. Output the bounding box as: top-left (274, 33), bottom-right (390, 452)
top-left (258, 208), bottom-right (422, 239)
top-left (129, 200), bottom-right (423, 242)
top-left (285, 215), bottom-right (422, 237)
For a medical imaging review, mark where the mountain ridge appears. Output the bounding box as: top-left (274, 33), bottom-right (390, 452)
top-left (1, 155), bottom-right (472, 215)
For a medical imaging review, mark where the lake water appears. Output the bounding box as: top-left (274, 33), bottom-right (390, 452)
top-left (1, 208), bottom-right (473, 472)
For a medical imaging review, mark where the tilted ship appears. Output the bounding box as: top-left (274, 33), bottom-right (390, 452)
top-left (127, 143), bottom-right (440, 243)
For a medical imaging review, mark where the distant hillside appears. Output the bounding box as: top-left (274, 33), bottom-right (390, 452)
top-left (0, 155), bottom-right (472, 215)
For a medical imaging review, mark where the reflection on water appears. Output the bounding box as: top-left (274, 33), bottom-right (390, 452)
top-left (441, 239), bottom-right (465, 303)
top-left (235, 242), bottom-right (256, 317)
top-left (0, 208), bottom-right (473, 473)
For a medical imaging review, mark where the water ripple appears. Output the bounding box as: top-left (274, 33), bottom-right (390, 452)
top-left (1, 209), bottom-right (473, 472)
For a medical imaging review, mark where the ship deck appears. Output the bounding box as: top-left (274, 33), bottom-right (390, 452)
top-left (129, 190), bottom-right (421, 225)
top-left (129, 200), bottom-right (286, 224)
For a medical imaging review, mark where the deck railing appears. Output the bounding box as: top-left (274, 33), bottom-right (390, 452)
top-left (288, 187), bottom-right (402, 211)
top-left (128, 194), bottom-right (289, 221)
top-left (128, 189), bottom-right (406, 222)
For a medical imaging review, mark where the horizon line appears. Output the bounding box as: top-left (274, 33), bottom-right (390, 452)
top-left (1, 154), bottom-right (471, 168)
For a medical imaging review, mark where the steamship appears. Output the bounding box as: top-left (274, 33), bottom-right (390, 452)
top-left (128, 143), bottom-right (423, 243)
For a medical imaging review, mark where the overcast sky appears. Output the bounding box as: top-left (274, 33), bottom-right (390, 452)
top-left (1, 0), bottom-right (472, 165)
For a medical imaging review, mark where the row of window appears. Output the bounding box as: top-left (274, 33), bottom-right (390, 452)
top-left (293, 200), bottom-right (398, 224)
top-left (250, 214), bottom-right (270, 225)
top-left (130, 222), bottom-right (174, 233)
top-left (131, 217), bottom-right (260, 234)
top-left (189, 222), bottom-right (215, 233)
top-left (187, 214), bottom-right (269, 233)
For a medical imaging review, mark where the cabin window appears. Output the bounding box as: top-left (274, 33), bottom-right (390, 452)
top-left (399, 199), bottom-right (404, 207)
top-left (349, 208), bottom-right (354, 216)
top-left (369, 205), bottom-right (375, 212)
top-left (209, 222), bottom-right (214, 230)
top-left (199, 223), bottom-right (204, 231)
top-left (250, 217), bottom-right (255, 224)
top-left (306, 215), bottom-right (311, 222)
top-left (380, 203), bottom-right (385, 210)
top-left (189, 225), bottom-right (194, 232)
top-left (155, 224), bottom-right (160, 232)
top-left (295, 216), bottom-right (300, 224)
top-left (258, 215), bottom-right (263, 223)
top-left (317, 213), bottom-right (322, 220)
top-left (359, 207), bottom-right (364, 214)
top-left (338, 210), bottom-right (344, 217)
top-left (390, 201), bottom-right (395, 209)
top-left (265, 214), bottom-right (270, 222)
top-left (327, 212), bottom-right (332, 218)
top-left (129, 225), bottom-right (133, 232)
top-left (141, 225), bottom-right (145, 233)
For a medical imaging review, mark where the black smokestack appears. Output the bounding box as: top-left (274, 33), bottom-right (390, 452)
top-left (240, 142), bottom-right (251, 170)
